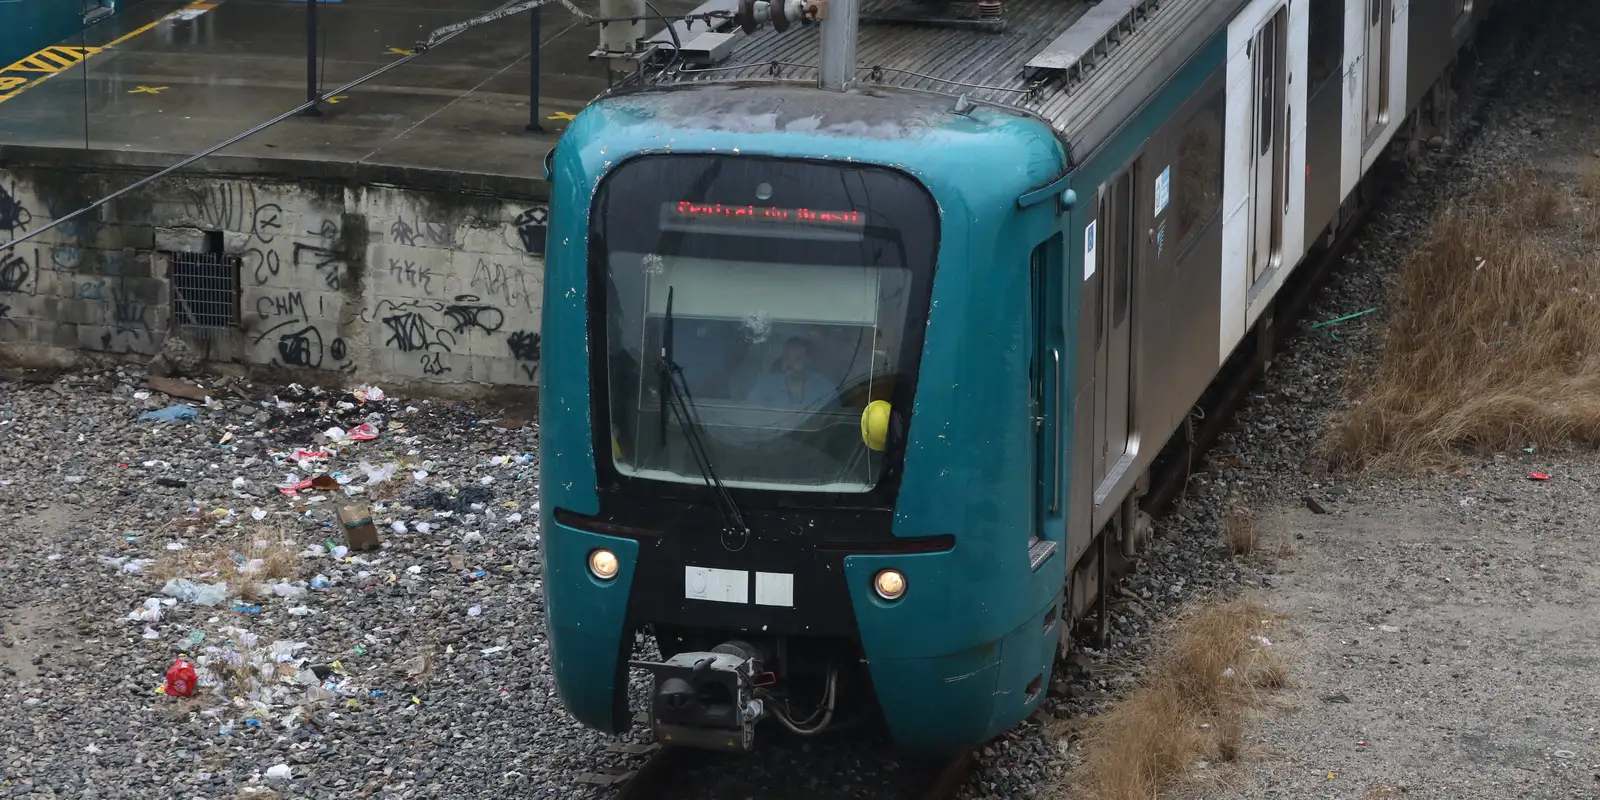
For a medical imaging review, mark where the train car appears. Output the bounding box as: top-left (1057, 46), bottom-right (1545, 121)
top-left (537, 0), bottom-right (1495, 755)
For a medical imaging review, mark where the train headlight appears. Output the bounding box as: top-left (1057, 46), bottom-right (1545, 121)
top-left (873, 569), bottom-right (906, 601)
top-left (588, 549), bottom-right (619, 581)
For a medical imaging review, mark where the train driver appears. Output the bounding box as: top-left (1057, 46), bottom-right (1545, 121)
top-left (745, 335), bottom-right (837, 410)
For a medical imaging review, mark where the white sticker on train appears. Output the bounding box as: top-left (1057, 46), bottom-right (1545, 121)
top-left (1083, 220), bottom-right (1097, 281)
top-left (1154, 165), bottom-right (1171, 216)
top-left (684, 566), bottom-right (749, 605)
top-left (755, 572), bottom-right (795, 607)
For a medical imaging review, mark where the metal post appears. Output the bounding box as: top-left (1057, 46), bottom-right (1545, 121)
top-left (304, 0), bottom-right (322, 117)
top-left (525, 5), bottom-right (543, 133)
top-left (817, 0), bottom-right (858, 91)
top-left (597, 0), bottom-right (645, 82)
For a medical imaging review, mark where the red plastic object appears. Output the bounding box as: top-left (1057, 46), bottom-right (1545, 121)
top-left (1529, 472), bottom-right (1551, 481)
top-left (165, 658), bottom-right (198, 697)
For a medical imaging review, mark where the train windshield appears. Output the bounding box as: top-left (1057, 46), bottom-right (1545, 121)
top-left (592, 155), bottom-right (938, 494)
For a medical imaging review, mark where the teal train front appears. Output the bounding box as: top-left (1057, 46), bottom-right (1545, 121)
top-left (539, 82), bottom-right (1070, 754)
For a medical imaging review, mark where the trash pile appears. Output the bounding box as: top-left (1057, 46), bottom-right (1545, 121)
top-left (117, 381), bottom-right (540, 709)
top-left (264, 383), bottom-right (401, 447)
top-left (2, 369), bottom-right (556, 793)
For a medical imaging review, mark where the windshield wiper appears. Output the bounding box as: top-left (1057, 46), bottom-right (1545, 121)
top-left (658, 286), bottom-right (750, 546)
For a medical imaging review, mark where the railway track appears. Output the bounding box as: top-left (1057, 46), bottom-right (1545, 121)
top-left (579, 741), bottom-right (974, 799)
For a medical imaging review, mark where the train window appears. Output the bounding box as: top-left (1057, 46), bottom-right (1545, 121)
top-left (1257, 26), bottom-right (1275, 158)
top-left (1111, 171), bottom-right (1132, 327)
top-left (1308, 0), bottom-right (1344, 88)
top-left (591, 154), bottom-right (939, 495)
top-left (1175, 88), bottom-right (1223, 253)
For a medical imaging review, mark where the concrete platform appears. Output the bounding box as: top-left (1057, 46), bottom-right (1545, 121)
top-left (0, 0), bottom-right (696, 190)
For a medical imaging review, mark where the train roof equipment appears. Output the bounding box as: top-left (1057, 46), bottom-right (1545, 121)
top-left (590, 0), bottom-right (1234, 155)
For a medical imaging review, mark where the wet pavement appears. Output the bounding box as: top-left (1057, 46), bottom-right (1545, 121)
top-left (0, 0), bottom-right (697, 180)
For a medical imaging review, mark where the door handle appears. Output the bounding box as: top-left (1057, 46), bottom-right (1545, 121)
top-left (1050, 347), bottom-right (1062, 514)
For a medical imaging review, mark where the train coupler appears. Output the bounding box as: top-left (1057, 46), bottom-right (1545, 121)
top-left (629, 641), bottom-right (767, 752)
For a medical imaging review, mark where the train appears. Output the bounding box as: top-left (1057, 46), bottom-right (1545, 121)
top-left (537, 0), bottom-right (1498, 755)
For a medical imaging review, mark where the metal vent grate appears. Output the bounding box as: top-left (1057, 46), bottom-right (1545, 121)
top-left (169, 251), bottom-right (241, 329)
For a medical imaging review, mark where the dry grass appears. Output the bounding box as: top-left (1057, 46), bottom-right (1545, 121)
top-left (153, 526), bottom-right (304, 597)
top-left (1326, 168), bottom-right (1600, 471)
top-left (1061, 599), bottom-right (1287, 800)
top-left (1220, 507), bottom-right (1258, 556)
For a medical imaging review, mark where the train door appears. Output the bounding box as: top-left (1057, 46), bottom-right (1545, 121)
top-left (1364, 0), bottom-right (1393, 139)
top-left (1092, 164), bottom-right (1136, 493)
top-left (1248, 7), bottom-right (1288, 285)
top-left (1029, 235), bottom-right (1066, 569)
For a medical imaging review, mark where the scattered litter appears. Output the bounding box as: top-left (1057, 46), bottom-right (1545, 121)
top-left (277, 476), bottom-right (314, 496)
top-left (265, 764), bottom-right (293, 781)
top-left (467, 605), bottom-right (482, 617)
top-left (339, 505), bottom-right (382, 551)
top-left (142, 626), bottom-right (161, 640)
top-left (360, 461), bottom-right (398, 485)
top-left (391, 521), bottom-right (408, 534)
top-left (310, 574), bottom-right (333, 590)
top-left (1528, 472), bottom-right (1550, 481)
top-left (141, 405), bottom-right (198, 422)
top-left (1553, 749), bottom-right (1576, 759)
top-left (1377, 624), bottom-right (1400, 633)
top-left (348, 423), bottom-right (380, 441)
top-left (156, 477), bottom-right (188, 488)
top-left (165, 658), bottom-right (198, 697)
top-left (288, 606), bottom-right (313, 616)
top-left (481, 646), bottom-right (505, 656)
top-left (162, 578), bottom-right (230, 607)
top-left (232, 604), bottom-right (262, 615)
top-left (1308, 307), bottom-right (1379, 341)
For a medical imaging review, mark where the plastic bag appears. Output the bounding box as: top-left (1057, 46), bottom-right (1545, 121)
top-left (140, 405), bottom-right (197, 422)
top-left (161, 578), bottom-right (230, 607)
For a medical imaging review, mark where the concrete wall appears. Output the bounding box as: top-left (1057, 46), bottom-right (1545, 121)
top-left (0, 166), bottom-right (547, 390)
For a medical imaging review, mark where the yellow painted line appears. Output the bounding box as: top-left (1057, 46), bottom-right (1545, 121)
top-left (128, 85), bottom-right (168, 95)
top-left (386, 47), bottom-right (415, 56)
top-left (547, 111), bottom-right (577, 121)
top-left (0, 0), bottom-right (223, 106)
top-left (325, 95), bottom-right (348, 104)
